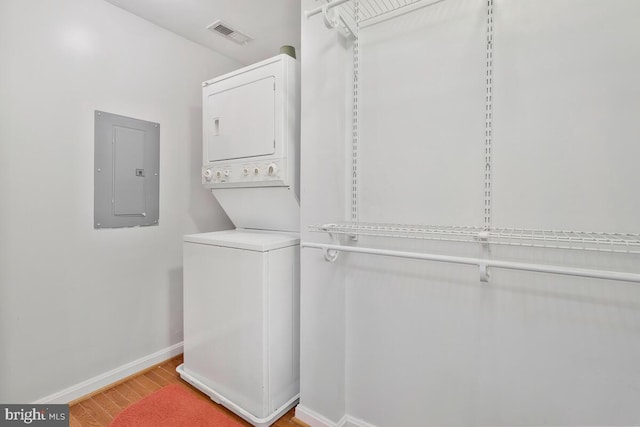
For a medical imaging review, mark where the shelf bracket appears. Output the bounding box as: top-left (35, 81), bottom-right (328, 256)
top-left (323, 233), bottom-right (341, 262)
top-left (305, 0), bottom-right (355, 38)
top-left (322, 3), bottom-right (341, 28)
top-left (478, 231), bottom-right (491, 282)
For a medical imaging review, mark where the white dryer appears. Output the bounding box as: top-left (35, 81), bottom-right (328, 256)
top-left (201, 53), bottom-right (300, 233)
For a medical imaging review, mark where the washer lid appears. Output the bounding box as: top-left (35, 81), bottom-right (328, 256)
top-left (183, 229), bottom-right (300, 252)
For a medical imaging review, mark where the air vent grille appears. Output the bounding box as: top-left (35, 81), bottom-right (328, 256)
top-left (212, 24), bottom-right (234, 36)
top-left (206, 20), bottom-right (253, 45)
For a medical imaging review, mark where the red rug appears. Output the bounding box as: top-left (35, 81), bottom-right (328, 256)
top-left (109, 384), bottom-right (245, 427)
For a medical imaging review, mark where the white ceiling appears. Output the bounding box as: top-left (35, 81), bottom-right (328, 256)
top-left (104, 0), bottom-right (301, 65)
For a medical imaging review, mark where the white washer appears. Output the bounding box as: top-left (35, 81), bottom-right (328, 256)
top-left (178, 229), bottom-right (300, 427)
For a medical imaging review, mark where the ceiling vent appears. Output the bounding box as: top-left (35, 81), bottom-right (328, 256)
top-left (206, 20), bottom-right (253, 45)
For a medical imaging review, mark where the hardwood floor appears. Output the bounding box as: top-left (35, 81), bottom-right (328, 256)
top-left (69, 355), bottom-right (299, 427)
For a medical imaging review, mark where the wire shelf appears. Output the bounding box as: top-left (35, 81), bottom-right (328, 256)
top-left (305, 0), bottom-right (443, 33)
top-left (339, 0), bottom-right (435, 24)
top-left (309, 222), bottom-right (640, 254)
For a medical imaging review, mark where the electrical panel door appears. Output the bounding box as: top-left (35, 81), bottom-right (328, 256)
top-left (113, 126), bottom-right (146, 215)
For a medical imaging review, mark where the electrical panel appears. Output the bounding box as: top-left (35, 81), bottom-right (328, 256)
top-left (94, 110), bottom-right (160, 229)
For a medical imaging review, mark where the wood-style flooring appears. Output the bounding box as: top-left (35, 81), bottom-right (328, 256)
top-left (69, 354), bottom-right (300, 427)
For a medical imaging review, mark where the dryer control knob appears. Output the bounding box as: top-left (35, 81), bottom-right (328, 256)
top-left (267, 163), bottom-right (278, 176)
top-left (215, 170), bottom-right (222, 179)
top-left (224, 170), bottom-right (230, 177)
top-left (242, 168), bottom-right (249, 176)
top-left (203, 169), bottom-right (213, 181)
top-left (253, 167), bottom-right (260, 176)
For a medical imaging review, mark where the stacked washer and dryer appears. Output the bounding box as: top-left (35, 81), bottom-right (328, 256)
top-left (176, 54), bottom-right (300, 427)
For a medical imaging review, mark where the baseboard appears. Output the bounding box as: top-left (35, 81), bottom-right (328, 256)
top-left (339, 415), bottom-right (377, 427)
top-left (295, 405), bottom-right (341, 427)
top-left (32, 342), bottom-right (184, 404)
top-left (294, 405), bottom-right (377, 427)
top-left (291, 416), bottom-right (312, 427)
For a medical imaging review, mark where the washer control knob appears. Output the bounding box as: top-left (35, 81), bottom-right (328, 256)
top-left (215, 170), bottom-right (222, 179)
top-left (224, 170), bottom-right (230, 177)
top-left (253, 167), bottom-right (260, 176)
top-left (267, 163), bottom-right (278, 176)
top-left (203, 169), bottom-right (213, 181)
top-left (242, 168), bottom-right (249, 176)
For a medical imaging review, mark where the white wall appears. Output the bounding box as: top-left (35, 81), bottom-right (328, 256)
top-left (296, 5), bottom-right (352, 423)
top-left (300, 0), bottom-right (640, 426)
top-left (0, 0), bottom-right (240, 403)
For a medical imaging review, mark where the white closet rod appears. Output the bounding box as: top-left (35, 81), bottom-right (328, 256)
top-left (302, 242), bottom-right (640, 284)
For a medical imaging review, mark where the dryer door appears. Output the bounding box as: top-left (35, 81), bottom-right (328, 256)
top-left (204, 76), bottom-right (276, 162)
